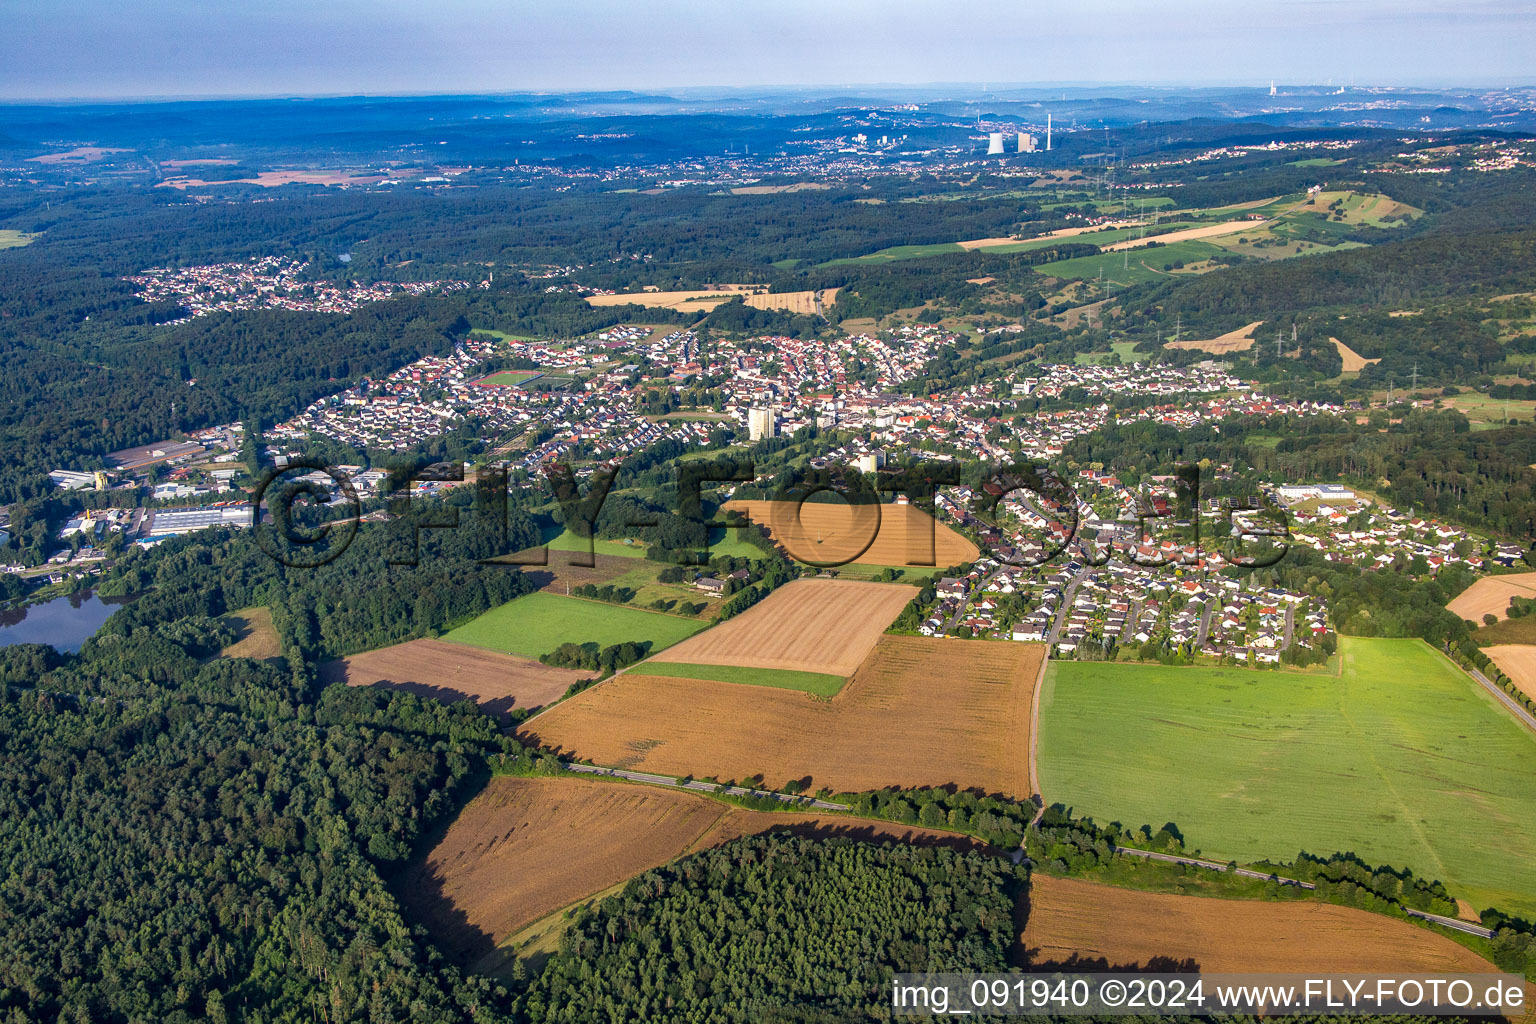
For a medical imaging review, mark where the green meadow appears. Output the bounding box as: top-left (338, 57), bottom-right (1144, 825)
top-left (443, 592), bottom-right (703, 659)
top-left (629, 661), bottom-right (847, 697)
top-left (1038, 637), bottom-right (1536, 916)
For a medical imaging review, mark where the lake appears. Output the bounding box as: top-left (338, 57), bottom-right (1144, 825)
top-left (0, 591), bottom-right (135, 653)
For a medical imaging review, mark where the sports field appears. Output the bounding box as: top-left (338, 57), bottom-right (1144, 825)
top-left (475, 369), bottom-right (542, 386)
top-left (443, 591), bottom-right (703, 659)
top-left (1037, 637), bottom-right (1536, 916)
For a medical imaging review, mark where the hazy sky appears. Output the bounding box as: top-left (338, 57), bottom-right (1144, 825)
top-left (3, 0), bottom-right (1534, 100)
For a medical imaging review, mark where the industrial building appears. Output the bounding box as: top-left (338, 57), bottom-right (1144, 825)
top-left (147, 504), bottom-right (252, 538)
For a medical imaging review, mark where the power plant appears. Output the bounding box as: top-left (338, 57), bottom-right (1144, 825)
top-left (986, 132), bottom-right (1005, 155)
top-left (1046, 112), bottom-right (1052, 151)
top-left (1017, 132), bottom-right (1037, 153)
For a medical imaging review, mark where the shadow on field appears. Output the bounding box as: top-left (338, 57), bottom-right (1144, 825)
top-left (750, 820), bottom-right (984, 853)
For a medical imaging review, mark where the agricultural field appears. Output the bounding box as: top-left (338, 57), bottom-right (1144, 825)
top-left (1331, 336), bottom-right (1381, 371)
top-left (1022, 876), bottom-right (1499, 974)
top-left (1448, 571), bottom-right (1536, 623)
top-left (1484, 645), bottom-right (1536, 701)
top-left (543, 527), bottom-right (648, 559)
top-left (655, 578), bottom-right (916, 676)
top-left (218, 606), bottom-right (282, 660)
top-left (443, 591), bottom-right (703, 659)
top-left (1165, 320), bottom-right (1264, 354)
top-left (1033, 239), bottom-right (1230, 287)
top-left (319, 637), bottom-right (587, 715)
top-left (1074, 342), bottom-right (1144, 366)
top-left (523, 634), bottom-right (1041, 797)
top-left (1444, 394), bottom-right (1536, 430)
top-left (629, 660), bottom-right (847, 697)
top-left (0, 230), bottom-right (35, 249)
top-left (724, 498), bottom-right (978, 568)
top-left (585, 284), bottom-right (758, 312)
top-left (743, 288), bottom-right (838, 314)
top-left (1037, 638), bottom-right (1536, 916)
top-left (399, 775), bottom-right (977, 972)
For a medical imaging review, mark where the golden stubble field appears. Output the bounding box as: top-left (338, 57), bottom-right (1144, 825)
top-left (1165, 320), bottom-right (1263, 354)
top-left (724, 498), bottom-right (978, 568)
top-left (397, 775), bottom-right (976, 964)
top-left (319, 638), bottom-right (587, 716)
top-left (655, 578), bottom-right (915, 676)
top-left (1023, 875), bottom-right (1503, 974)
top-left (1484, 644), bottom-right (1536, 701)
top-left (521, 634), bottom-right (1041, 797)
top-left (1448, 572), bottom-right (1536, 623)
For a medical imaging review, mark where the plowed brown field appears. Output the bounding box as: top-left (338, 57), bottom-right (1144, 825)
top-left (656, 578), bottom-right (915, 675)
top-left (319, 638), bottom-right (587, 717)
top-left (1023, 875), bottom-right (1500, 973)
top-left (522, 634), bottom-right (1040, 796)
top-left (724, 498), bottom-right (978, 567)
top-left (1449, 572), bottom-right (1536, 623)
top-left (398, 775), bottom-right (975, 964)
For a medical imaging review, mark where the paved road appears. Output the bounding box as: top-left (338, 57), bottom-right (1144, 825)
top-left (565, 763), bottom-right (849, 810)
top-left (1046, 566), bottom-right (1090, 646)
top-left (1465, 664), bottom-right (1536, 736)
top-left (1282, 603), bottom-right (1295, 648)
top-left (1113, 847), bottom-right (1495, 938)
top-left (1196, 600), bottom-right (1215, 646)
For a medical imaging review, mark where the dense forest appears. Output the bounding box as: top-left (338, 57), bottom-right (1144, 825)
top-left (520, 835), bottom-right (1024, 1023)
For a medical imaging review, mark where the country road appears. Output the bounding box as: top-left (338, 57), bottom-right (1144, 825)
top-left (564, 762), bottom-right (849, 810)
top-left (1465, 663), bottom-right (1536, 736)
top-left (1112, 847), bottom-right (1495, 938)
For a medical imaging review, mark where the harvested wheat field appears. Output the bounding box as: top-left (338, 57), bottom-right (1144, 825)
top-left (1485, 645), bottom-right (1536, 701)
top-left (1449, 572), bottom-right (1536, 623)
top-left (400, 775), bottom-right (975, 965)
top-left (1103, 219), bottom-right (1264, 252)
top-left (1165, 320), bottom-right (1263, 354)
top-left (743, 288), bottom-right (838, 314)
top-left (1023, 875), bottom-right (1499, 974)
top-left (586, 284), bottom-right (756, 313)
top-left (397, 776), bottom-right (724, 962)
top-left (725, 498), bottom-right (978, 568)
top-left (1331, 336), bottom-right (1381, 371)
top-left (523, 634), bottom-right (1041, 796)
top-left (319, 638), bottom-right (587, 717)
top-left (656, 578), bottom-right (915, 676)
top-left (219, 606), bottom-right (282, 660)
